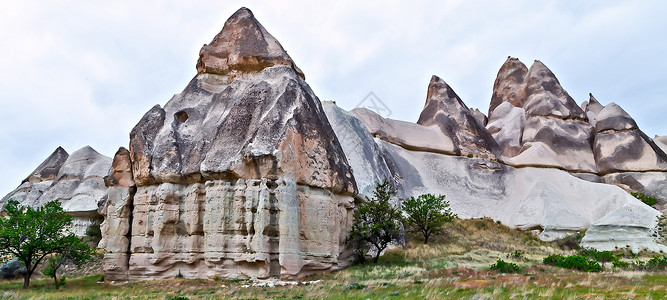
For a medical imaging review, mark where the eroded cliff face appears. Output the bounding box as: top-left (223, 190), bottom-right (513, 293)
top-left (102, 177), bottom-right (353, 281)
top-left (101, 7), bottom-right (357, 281)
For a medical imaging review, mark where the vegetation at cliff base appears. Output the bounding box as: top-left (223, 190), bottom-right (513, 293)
top-left (402, 193), bottom-right (457, 244)
top-left (2, 218), bottom-right (667, 299)
top-left (0, 200), bottom-right (92, 289)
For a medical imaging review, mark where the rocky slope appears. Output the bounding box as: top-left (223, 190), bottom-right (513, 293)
top-left (0, 146), bottom-right (110, 236)
top-left (100, 7), bottom-right (356, 281)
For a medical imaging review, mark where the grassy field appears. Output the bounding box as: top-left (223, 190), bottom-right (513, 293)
top-left (1, 219), bottom-right (666, 299)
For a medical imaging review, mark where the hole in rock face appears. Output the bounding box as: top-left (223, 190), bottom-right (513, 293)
top-left (175, 111), bottom-right (189, 123)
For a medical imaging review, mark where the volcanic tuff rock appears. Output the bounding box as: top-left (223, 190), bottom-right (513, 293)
top-left (196, 7), bottom-right (304, 82)
top-left (103, 7), bottom-right (356, 281)
top-left (0, 146), bottom-right (111, 236)
top-left (655, 135), bottom-right (667, 152)
top-left (329, 104), bottom-right (666, 247)
top-left (3, 6), bottom-right (666, 281)
top-left (417, 75), bottom-right (500, 160)
top-left (488, 57), bottom-right (597, 172)
top-left (593, 103), bottom-right (667, 174)
top-left (322, 102), bottom-right (393, 198)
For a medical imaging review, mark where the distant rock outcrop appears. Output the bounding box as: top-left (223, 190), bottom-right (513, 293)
top-left (101, 7), bottom-right (356, 281)
top-left (0, 146), bottom-right (111, 236)
top-left (328, 105), bottom-right (665, 249)
top-left (488, 58), bottom-right (597, 172)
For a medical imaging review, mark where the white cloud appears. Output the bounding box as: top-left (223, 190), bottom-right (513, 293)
top-left (0, 0), bottom-right (665, 196)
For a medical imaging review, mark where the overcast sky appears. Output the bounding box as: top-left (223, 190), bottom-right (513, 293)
top-left (1, 1), bottom-right (666, 196)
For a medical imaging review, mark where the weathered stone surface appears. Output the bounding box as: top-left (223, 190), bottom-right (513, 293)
top-left (602, 172), bottom-right (667, 215)
top-left (0, 147), bottom-right (68, 212)
top-left (103, 179), bottom-right (354, 281)
top-left (507, 116), bottom-right (596, 172)
top-left (487, 102), bottom-right (525, 157)
top-left (105, 147), bottom-right (134, 188)
top-left (374, 138), bottom-right (663, 242)
top-left (582, 93), bottom-right (604, 125)
top-left (129, 65), bottom-right (354, 194)
top-left (488, 57), bottom-right (528, 115)
top-left (24, 147), bottom-right (69, 184)
top-left (581, 204), bottom-right (667, 253)
top-left (417, 75), bottom-right (500, 160)
top-left (654, 135), bottom-right (667, 153)
top-left (196, 7), bottom-right (304, 82)
top-left (326, 104), bottom-right (665, 249)
top-left (523, 60), bottom-right (587, 120)
top-left (1, 146), bottom-right (110, 236)
top-left (593, 103), bottom-right (667, 174)
top-left (104, 7), bottom-right (356, 281)
top-left (470, 108), bottom-right (488, 128)
top-left (594, 103), bottom-right (638, 133)
top-left (487, 58), bottom-right (597, 172)
top-left (351, 107), bottom-right (457, 156)
top-left (322, 102), bottom-right (393, 198)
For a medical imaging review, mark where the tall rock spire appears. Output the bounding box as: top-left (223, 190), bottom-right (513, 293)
top-left (105, 7), bottom-right (357, 282)
top-left (196, 7), bottom-right (305, 80)
top-left (418, 75), bottom-right (500, 160)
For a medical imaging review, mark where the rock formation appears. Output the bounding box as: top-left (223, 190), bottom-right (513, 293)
top-left (101, 7), bottom-right (357, 281)
top-left (327, 101), bottom-right (666, 249)
top-left (196, 8), bottom-right (304, 82)
top-left (2, 6), bottom-right (666, 281)
top-left (487, 58), bottom-right (597, 172)
top-left (484, 57), bottom-right (667, 209)
top-left (0, 146), bottom-right (111, 236)
top-left (417, 75), bottom-right (500, 160)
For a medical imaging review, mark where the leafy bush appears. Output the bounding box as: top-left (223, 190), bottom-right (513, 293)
top-left (554, 232), bottom-right (584, 250)
top-left (612, 260), bottom-right (629, 268)
top-left (348, 182), bottom-right (403, 263)
top-left (631, 192), bottom-right (659, 207)
top-left (633, 255), bottom-right (667, 271)
top-left (579, 248), bottom-right (616, 266)
top-left (401, 193), bottom-right (457, 244)
top-left (490, 259), bottom-right (523, 273)
top-left (85, 224), bottom-right (102, 240)
top-left (543, 254), bottom-right (602, 272)
top-left (508, 250), bottom-right (526, 261)
top-left (344, 282), bottom-right (366, 290)
top-left (543, 254), bottom-right (565, 265)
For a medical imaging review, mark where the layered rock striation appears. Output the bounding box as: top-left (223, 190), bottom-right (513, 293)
top-left (101, 7), bottom-right (357, 281)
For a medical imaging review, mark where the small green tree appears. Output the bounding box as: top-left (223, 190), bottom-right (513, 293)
top-left (348, 181), bottom-right (403, 263)
top-left (402, 194), bottom-right (457, 244)
top-left (42, 235), bottom-right (93, 289)
top-left (0, 200), bottom-right (90, 288)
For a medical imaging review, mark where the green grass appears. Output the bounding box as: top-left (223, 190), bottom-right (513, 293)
top-left (2, 219), bottom-right (667, 299)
